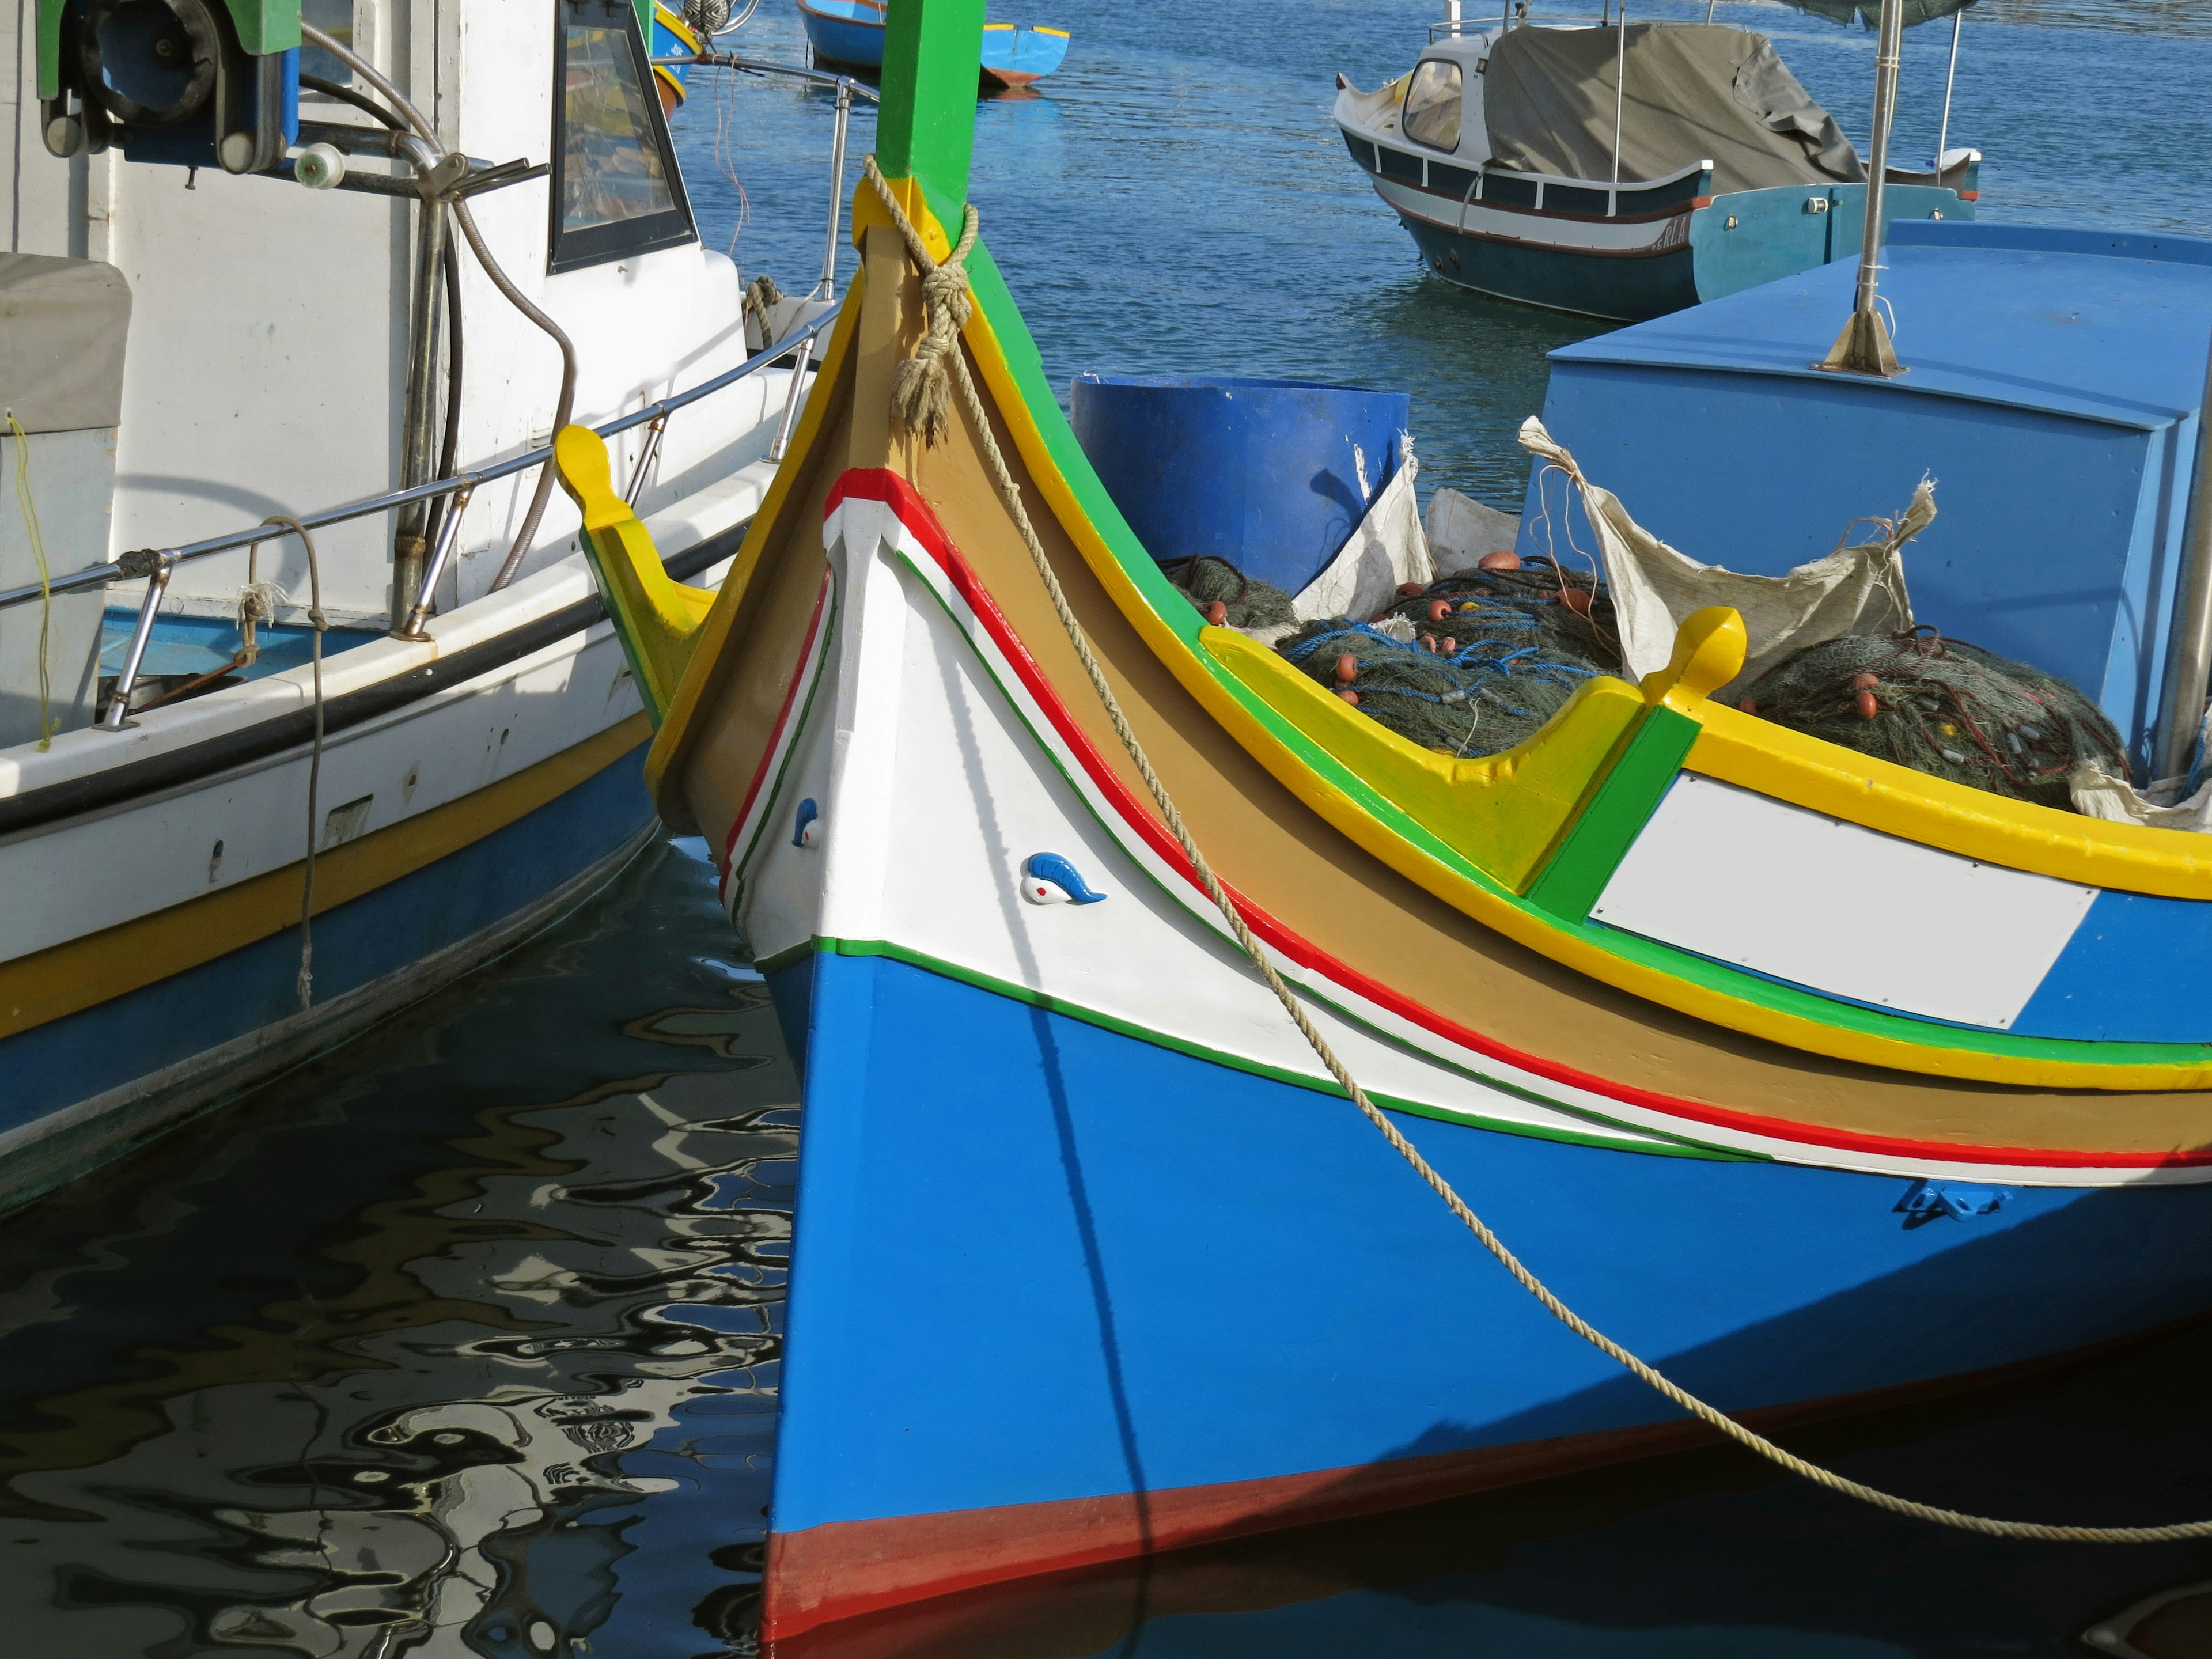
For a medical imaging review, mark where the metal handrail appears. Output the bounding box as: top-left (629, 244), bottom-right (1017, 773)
top-left (650, 51), bottom-right (884, 102)
top-left (0, 309), bottom-right (838, 619)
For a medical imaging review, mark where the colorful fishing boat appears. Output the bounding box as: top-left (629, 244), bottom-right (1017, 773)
top-left (0, 0), bottom-right (848, 1211)
top-left (652, 0), bottom-right (706, 114)
top-left (798, 0), bottom-right (1070, 89)
top-left (1336, 1), bottom-right (1981, 321)
top-left (553, 0), bottom-right (2212, 1641)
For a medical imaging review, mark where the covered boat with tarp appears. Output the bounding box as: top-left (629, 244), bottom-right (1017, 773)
top-left (1335, 1), bottom-right (1981, 320)
top-left (551, 0), bottom-right (2212, 1642)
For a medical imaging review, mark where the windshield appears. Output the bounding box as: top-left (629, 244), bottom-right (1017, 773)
top-left (1403, 59), bottom-right (1463, 153)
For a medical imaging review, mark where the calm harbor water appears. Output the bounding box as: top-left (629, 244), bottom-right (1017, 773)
top-left (10, 3), bottom-right (2212, 1654)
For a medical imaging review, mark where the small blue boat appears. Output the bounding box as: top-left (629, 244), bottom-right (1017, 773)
top-left (649, 1), bottom-right (704, 114)
top-left (1337, 2), bottom-right (1981, 321)
top-left (797, 0), bottom-right (1070, 88)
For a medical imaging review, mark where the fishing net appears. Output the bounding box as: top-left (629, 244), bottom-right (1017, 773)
top-left (1277, 613), bottom-right (1608, 757)
top-left (1368, 554), bottom-right (1622, 672)
top-left (1737, 627), bottom-right (2128, 810)
top-left (1161, 555), bottom-right (1297, 631)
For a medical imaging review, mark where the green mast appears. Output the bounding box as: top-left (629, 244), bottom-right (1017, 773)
top-left (875, 0), bottom-right (987, 222)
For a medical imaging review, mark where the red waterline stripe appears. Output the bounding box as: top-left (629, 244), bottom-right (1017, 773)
top-left (821, 469), bottom-right (2212, 1172)
top-left (718, 568), bottom-right (832, 881)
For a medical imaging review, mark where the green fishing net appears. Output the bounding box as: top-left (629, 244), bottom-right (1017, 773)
top-left (1277, 616), bottom-right (1607, 757)
top-left (1737, 627), bottom-right (2127, 809)
top-left (1160, 555), bottom-right (1297, 630)
top-left (1369, 556), bottom-right (1621, 672)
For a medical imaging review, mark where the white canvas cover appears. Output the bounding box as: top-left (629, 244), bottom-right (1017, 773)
top-left (1518, 418), bottom-right (1925, 695)
top-left (1483, 23), bottom-right (1862, 195)
top-left (0, 255), bottom-right (131, 434)
top-left (1290, 436), bottom-right (1431, 624)
top-left (1425, 487), bottom-right (1522, 575)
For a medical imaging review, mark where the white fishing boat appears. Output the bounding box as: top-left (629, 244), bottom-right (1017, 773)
top-left (0, 0), bottom-right (855, 1209)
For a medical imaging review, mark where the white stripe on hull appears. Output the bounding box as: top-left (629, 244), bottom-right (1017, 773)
top-left (1372, 175), bottom-right (1690, 256)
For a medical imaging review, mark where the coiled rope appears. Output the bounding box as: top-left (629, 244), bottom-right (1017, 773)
top-left (859, 154), bottom-right (2212, 1544)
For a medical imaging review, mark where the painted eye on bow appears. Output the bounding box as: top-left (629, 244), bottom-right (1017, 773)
top-left (1020, 852), bottom-right (1107, 906)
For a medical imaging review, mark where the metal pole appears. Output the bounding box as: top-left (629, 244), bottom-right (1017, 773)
top-left (1705, 0), bottom-right (1717, 21)
top-left (2153, 351), bottom-right (2212, 794)
top-left (99, 555), bottom-right (175, 730)
top-left (1816, 0), bottom-right (1903, 377)
top-left (1611, 3), bottom-right (1626, 189)
top-left (1445, 0), bottom-right (1461, 23)
top-left (819, 78), bottom-right (853, 298)
top-left (769, 336), bottom-right (819, 462)
top-left (1935, 7), bottom-right (1963, 172)
top-left (391, 197), bottom-right (448, 634)
top-left (626, 415), bottom-right (668, 505)
top-left (395, 480), bottom-right (476, 640)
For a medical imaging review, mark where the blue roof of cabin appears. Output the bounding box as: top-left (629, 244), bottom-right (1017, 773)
top-left (1525, 222), bottom-right (2212, 772)
top-left (1552, 223), bottom-right (2212, 431)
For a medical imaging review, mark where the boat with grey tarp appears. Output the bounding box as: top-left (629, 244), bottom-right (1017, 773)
top-left (1335, 0), bottom-right (1982, 320)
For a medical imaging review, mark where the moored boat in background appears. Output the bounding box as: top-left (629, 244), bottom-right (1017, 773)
top-left (1336, 1), bottom-right (1982, 320)
top-left (798, 0), bottom-right (1070, 89)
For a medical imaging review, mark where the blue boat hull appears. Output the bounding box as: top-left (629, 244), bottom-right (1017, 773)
top-left (0, 741), bottom-right (654, 1210)
top-left (1380, 169), bottom-right (1973, 325)
top-left (760, 945), bottom-right (2212, 1636)
top-left (798, 4), bottom-right (1068, 86)
top-left (798, 3), bottom-right (886, 72)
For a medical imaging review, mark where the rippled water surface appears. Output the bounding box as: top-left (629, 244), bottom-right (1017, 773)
top-left (14, 2), bottom-right (2212, 1654)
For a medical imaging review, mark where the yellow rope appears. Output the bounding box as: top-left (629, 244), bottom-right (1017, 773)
top-left (6, 412), bottom-right (59, 750)
top-left (860, 154), bottom-right (2212, 1546)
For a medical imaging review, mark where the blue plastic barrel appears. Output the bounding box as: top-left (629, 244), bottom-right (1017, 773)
top-left (1069, 376), bottom-right (1411, 595)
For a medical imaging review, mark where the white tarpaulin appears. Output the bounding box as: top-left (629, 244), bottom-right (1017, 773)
top-left (1291, 436), bottom-right (1431, 623)
top-left (1425, 487), bottom-right (1522, 577)
top-left (1518, 417), bottom-right (1927, 692)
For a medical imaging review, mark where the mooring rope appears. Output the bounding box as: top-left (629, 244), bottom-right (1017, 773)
top-left (253, 515), bottom-right (328, 1012)
top-left (859, 154), bottom-right (2212, 1544)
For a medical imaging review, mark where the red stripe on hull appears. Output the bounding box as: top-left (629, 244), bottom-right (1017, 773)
top-left (818, 469), bottom-right (2212, 1172)
top-left (760, 1326), bottom-right (2162, 1646)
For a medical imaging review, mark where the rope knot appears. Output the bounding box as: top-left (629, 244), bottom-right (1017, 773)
top-left (865, 155), bottom-right (980, 449)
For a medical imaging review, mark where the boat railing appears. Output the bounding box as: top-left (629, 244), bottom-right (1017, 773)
top-left (0, 309), bottom-right (838, 729)
top-left (1356, 127), bottom-right (1710, 221)
top-left (3, 51), bottom-right (866, 734)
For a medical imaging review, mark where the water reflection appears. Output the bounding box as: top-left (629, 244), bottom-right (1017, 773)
top-left (0, 842), bottom-right (793, 1656)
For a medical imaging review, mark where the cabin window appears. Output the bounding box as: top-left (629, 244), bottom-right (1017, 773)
top-left (548, 0), bottom-right (696, 275)
top-left (1403, 59), bottom-right (1463, 154)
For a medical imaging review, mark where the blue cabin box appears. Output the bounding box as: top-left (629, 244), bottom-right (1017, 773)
top-left (1518, 222), bottom-right (2212, 776)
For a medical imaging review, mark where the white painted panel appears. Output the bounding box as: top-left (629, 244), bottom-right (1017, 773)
top-left (1590, 774), bottom-right (2096, 1030)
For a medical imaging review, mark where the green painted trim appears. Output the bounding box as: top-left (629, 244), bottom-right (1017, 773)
top-left (1526, 704), bottom-right (1700, 923)
top-left (878, 0), bottom-right (987, 223)
top-left (805, 934), bottom-right (1756, 1161)
top-left (755, 940), bottom-right (812, 976)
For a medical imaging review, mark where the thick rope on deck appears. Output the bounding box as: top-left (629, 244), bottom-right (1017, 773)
top-left (859, 156), bottom-right (2212, 1544)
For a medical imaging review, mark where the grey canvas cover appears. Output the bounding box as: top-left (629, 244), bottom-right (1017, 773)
top-left (0, 255), bottom-right (131, 434)
top-left (1483, 23), bottom-right (1863, 195)
top-left (1778, 0), bottom-right (1975, 25)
